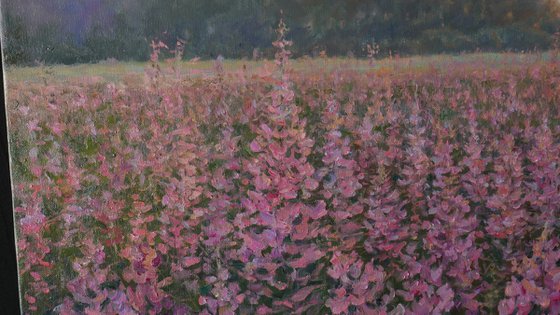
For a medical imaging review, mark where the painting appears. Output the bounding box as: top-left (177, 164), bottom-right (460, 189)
top-left (1, 1), bottom-right (560, 314)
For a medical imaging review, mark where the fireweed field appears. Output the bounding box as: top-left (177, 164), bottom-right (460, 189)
top-left (6, 36), bottom-right (560, 315)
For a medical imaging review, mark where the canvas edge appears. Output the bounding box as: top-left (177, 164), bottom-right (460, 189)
top-left (0, 1), bottom-right (23, 313)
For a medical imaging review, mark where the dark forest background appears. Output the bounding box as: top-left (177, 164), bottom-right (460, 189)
top-left (2, 0), bottom-right (560, 65)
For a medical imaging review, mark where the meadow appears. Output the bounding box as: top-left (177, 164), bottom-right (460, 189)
top-left (5, 51), bottom-right (555, 83)
top-left (6, 41), bottom-right (560, 314)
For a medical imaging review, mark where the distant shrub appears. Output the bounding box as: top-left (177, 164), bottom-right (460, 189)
top-left (419, 28), bottom-right (475, 54)
top-left (475, 26), bottom-right (552, 51)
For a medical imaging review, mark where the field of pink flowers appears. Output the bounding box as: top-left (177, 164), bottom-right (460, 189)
top-left (7, 31), bottom-right (560, 314)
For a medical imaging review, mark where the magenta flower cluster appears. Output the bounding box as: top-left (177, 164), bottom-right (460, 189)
top-left (8, 31), bottom-right (560, 314)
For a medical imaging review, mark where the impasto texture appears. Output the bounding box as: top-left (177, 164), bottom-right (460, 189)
top-left (2, 1), bottom-right (560, 315)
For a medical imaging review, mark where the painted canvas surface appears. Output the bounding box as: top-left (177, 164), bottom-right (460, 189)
top-left (2, 1), bottom-right (560, 314)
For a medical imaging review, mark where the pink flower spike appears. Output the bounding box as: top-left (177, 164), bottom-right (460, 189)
top-left (304, 178), bottom-right (319, 191)
top-left (249, 140), bottom-right (262, 152)
top-left (183, 257), bottom-right (201, 267)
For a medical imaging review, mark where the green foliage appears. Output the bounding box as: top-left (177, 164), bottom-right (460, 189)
top-left (3, 0), bottom-right (560, 65)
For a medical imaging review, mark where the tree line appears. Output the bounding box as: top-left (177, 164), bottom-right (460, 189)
top-left (2, 0), bottom-right (560, 65)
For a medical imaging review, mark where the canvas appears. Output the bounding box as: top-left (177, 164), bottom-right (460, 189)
top-left (1, 1), bottom-right (560, 314)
